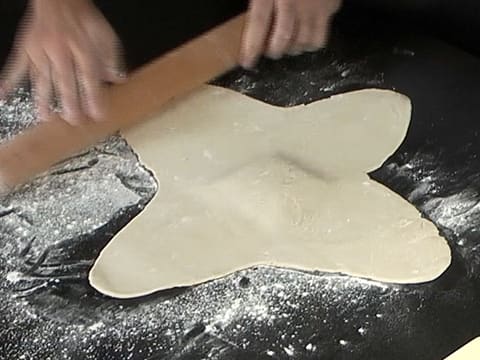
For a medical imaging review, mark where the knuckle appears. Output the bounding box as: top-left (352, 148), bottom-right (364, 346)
top-left (276, 28), bottom-right (293, 42)
top-left (250, 1), bottom-right (273, 22)
top-left (75, 54), bottom-right (99, 76)
top-left (49, 57), bottom-right (71, 76)
top-left (38, 30), bottom-right (67, 47)
top-left (251, 11), bottom-right (270, 25)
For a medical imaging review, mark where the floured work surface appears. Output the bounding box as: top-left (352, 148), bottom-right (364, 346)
top-left (89, 85), bottom-right (451, 298)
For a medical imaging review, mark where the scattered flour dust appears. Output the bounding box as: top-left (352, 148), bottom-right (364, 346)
top-left (0, 90), bottom-right (394, 359)
top-left (386, 150), bottom-right (480, 260)
top-left (2, 76), bottom-right (472, 359)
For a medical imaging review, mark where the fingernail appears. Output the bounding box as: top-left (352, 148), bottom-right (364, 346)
top-left (266, 52), bottom-right (282, 60)
top-left (238, 56), bottom-right (248, 68)
top-left (305, 46), bottom-right (321, 53)
top-left (288, 50), bottom-right (302, 56)
top-left (240, 57), bottom-right (257, 70)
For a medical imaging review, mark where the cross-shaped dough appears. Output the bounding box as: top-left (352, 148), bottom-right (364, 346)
top-left (89, 85), bottom-right (451, 299)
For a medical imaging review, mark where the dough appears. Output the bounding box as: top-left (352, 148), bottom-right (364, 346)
top-left (445, 338), bottom-right (480, 360)
top-left (89, 85), bottom-right (451, 299)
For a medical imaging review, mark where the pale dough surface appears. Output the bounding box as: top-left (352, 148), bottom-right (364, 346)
top-left (445, 338), bottom-right (480, 360)
top-left (89, 85), bottom-right (451, 298)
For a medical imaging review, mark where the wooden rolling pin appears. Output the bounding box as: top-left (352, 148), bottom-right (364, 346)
top-left (0, 14), bottom-right (246, 194)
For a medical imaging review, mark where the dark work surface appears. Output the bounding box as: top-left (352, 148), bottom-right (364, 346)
top-left (342, 0), bottom-right (480, 59)
top-left (0, 0), bottom-right (247, 70)
top-left (1, 3), bottom-right (480, 360)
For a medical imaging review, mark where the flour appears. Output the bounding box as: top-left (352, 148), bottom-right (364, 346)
top-left (386, 152), bottom-right (480, 237)
top-left (214, 52), bottom-right (384, 108)
top-left (0, 88), bottom-right (37, 142)
top-left (0, 59), bottom-right (463, 359)
top-left (424, 192), bottom-right (479, 234)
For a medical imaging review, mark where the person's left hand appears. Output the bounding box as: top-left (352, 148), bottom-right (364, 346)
top-left (0, 0), bottom-right (125, 125)
top-left (240, 0), bottom-right (342, 68)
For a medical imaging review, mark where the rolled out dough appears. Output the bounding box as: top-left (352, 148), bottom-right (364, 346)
top-left (89, 85), bottom-right (451, 298)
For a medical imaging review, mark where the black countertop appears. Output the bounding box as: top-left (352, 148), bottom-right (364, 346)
top-left (1, 3), bottom-right (480, 360)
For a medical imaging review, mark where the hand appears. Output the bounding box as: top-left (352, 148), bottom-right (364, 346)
top-left (240, 0), bottom-right (342, 68)
top-left (0, 0), bottom-right (125, 125)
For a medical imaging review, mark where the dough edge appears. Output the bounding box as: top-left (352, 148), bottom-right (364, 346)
top-left (88, 85), bottom-right (452, 299)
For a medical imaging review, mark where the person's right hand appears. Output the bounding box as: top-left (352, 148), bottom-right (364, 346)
top-left (240, 0), bottom-right (342, 69)
top-left (0, 0), bottom-right (125, 125)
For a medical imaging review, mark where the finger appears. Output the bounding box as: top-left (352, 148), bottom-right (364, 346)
top-left (36, 75), bottom-right (53, 121)
top-left (240, 0), bottom-right (275, 69)
top-left (73, 46), bottom-right (106, 121)
top-left (290, 16), bottom-right (315, 54)
top-left (78, 70), bottom-right (105, 121)
top-left (29, 55), bottom-right (53, 121)
top-left (87, 23), bottom-right (127, 84)
top-left (285, 20), bottom-right (302, 56)
top-left (309, 15), bottom-right (331, 51)
top-left (266, 0), bottom-right (296, 59)
top-left (50, 51), bottom-right (84, 125)
top-left (0, 50), bottom-right (29, 99)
